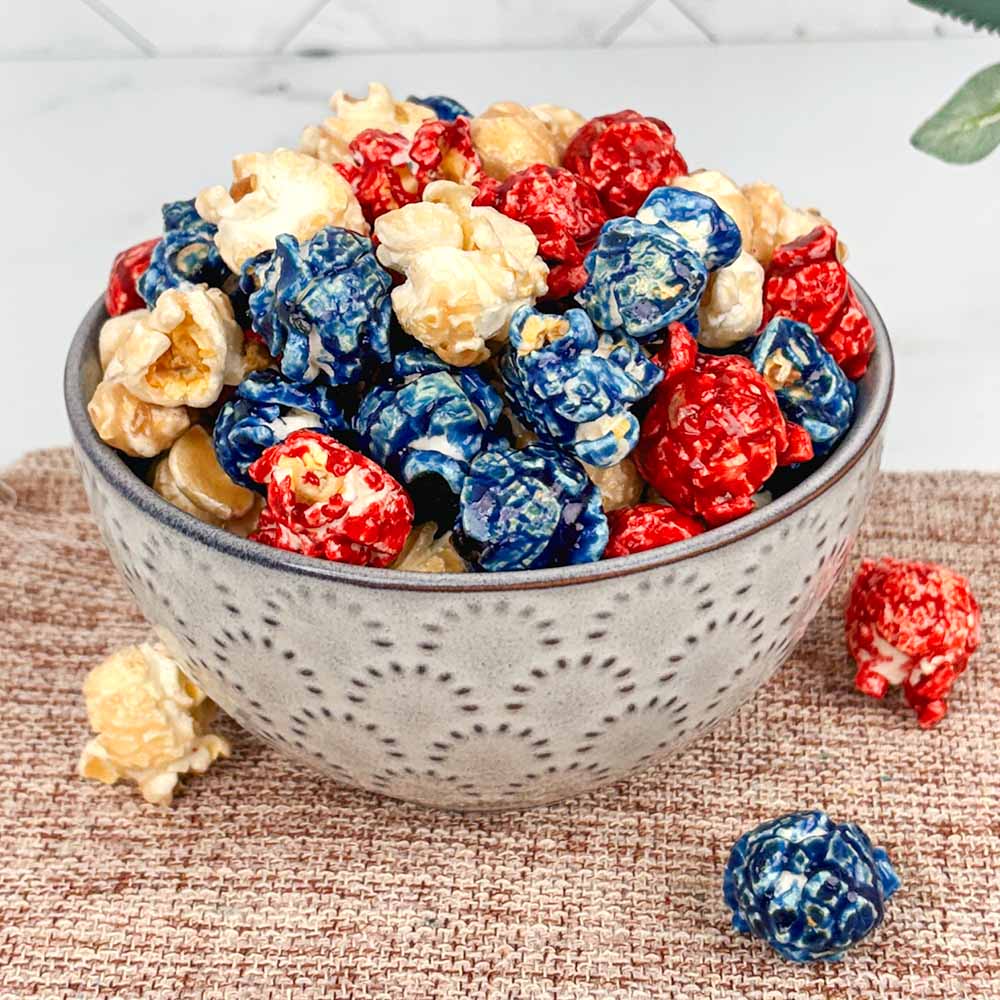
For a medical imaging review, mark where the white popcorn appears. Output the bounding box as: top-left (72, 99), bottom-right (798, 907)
top-left (106, 286), bottom-right (243, 409)
top-left (697, 250), bottom-right (765, 349)
top-left (88, 380), bottom-right (191, 459)
top-left (392, 522), bottom-right (466, 573)
top-left (195, 148), bottom-right (367, 271)
top-left (530, 103), bottom-right (586, 159)
top-left (584, 456), bottom-right (645, 512)
top-left (374, 181), bottom-right (548, 366)
top-left (673, 170), bottom-right (754, 249)
top-left (98, 309), bottom-right (147, 372)
top-left (742, 180), bottom-right (846, 267)
top-left (470, 102), bottom-right (560, 181)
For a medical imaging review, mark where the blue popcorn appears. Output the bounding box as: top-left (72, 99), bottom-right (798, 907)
top-left (577, 217), bottom-right (708, 341)
top-left (240, 227), bottom-right (392, 386)
top-left (500, 305), bottom-right (662, 468)
top-left (355, 347), bottom-right (504, 499)
top-left (636, 186), bottom-right (742, 271)
top-left (213, 369), bottom-right (349, 489)
top-left (750, 317), bottom-right (856, 456)
top-left (407, 94), bottom-right (471, 121)
top-left (454, 442), bottom-right (608, 572)
top-left (724, 810), bottom-right (900, 963)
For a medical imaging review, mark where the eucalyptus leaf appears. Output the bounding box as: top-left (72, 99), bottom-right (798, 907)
top-left (910, 0), bottom-right (1000, 34)
top-left (912, 62), bottom-right (1000, 163)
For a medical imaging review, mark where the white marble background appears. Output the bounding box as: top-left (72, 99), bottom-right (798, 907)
top-left (2, 5), bottom-right (998, 471)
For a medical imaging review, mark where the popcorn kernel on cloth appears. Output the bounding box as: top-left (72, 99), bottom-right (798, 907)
top-left (249, 429), bottom-right (414, 568)
top-left (88, 380), bottom-right (191, 458)
top-left (195, 148), bottom-right (368, 272)
top-left (751, 317), bottom-right (855, 456)
top-left (499, 305), bottom-right (662, 468)
top-left (583, 456), bottom-right (644, 512)
top-left (391, 521), bottom-right (467, 573)
top-left (635, 327), bottom-right (813, 526)
top-left (636, 186), bottom-right (742, 272)
top-left (697, 250), bottom-right (765, 349)
top-left (105, 238), bottom-right (158, 316)
top-left (373, 181), bottom-right (548, 366)
top-left (846, 556), bottom-right (981, 728)
top-left (563, 110), bottom-right (688, 218)
top-left (723, 810), bottom-right (900, 963)
top-left (604, 503), bottom-right (704, 559)
top-left (577, 217), bottom-right (707, 341)
top-left (742, 180), bottom-right (844, 268)
top-left (213, 368), bottom-right (350, 489)
top-left (241, 226), bottom-right (392, 385)
top-left (79, 642), bottom-right (230, 806)
top-left (469, 102), bottom-right (560, 181)
top-left (454, 442), bottom-right (608, 572)
top-left (762, 225), bottom-right (874, 379)
top-left (105, 285), bottom-right (244, 409)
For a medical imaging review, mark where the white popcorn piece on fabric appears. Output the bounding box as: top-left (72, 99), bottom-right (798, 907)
top-left (78, 642), bottom-right (230, 806)
top-left (195, 148), bottom-right (368, 271)
top-left (374, 181), bottom-right (548, 366)
top-left (98, 309), bottom-right (147, 372)
top-left (697, 250), bottom-right (765, 349)
top-left (162, 425), bottom-right (256, 523)
top-left (392, 522), bottom-right (467, 573)
top-left (106, 286), bottom-right (243, 409)
top-left (470, 102), bottom-right (560, 181)
top-left (742, 180), bottom-right (846, 267)
top-left (583, 456), bottom-right (645, 512)
top-left (530, 103), bottom-right (586, 159)
top-left (673, 170), bottom-right (753, 249)
top-left (88, 380), bottom-right (191, 458)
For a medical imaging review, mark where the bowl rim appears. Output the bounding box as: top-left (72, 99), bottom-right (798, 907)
top-left (65, 280), bottom-right (893, 592)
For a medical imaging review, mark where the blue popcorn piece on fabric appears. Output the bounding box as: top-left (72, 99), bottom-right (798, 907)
top-left (454, 442), bottom-right (609, 572)
top-left (750, 317), bottom-right (856, 456)
top-left (213, 369), bottom-right (349, 489)
top-left (577, 217), bottom-right (708, 341)
top-left (240, 227), bottom-right (392, 386)
top-left (138, 199), bottom-right (233, 307)
top-left (355, 347), bottom-right (504, 499)
top-left (407, 94), bottom-right (471, 121)
top-left (723, 810), bottom-right (900, 963)
top-left (500, 305), bottom-right (662, 468)
top-left (636, 186), bottom-right (742, 272)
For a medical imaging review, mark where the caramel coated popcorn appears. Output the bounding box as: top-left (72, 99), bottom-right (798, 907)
top-left (88, 380), bottom-right (191, 458)
top-left (392, 521), bottom-right (467, 573)
top-left (470, 102), bottom-right (560, 181)
top-left (742, 180), bottom-right (844, 267)
top-left (584, 456), bottom-right (645, 512)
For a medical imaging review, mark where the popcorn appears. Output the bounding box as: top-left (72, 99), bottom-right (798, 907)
top-left (374, 181), bottom-right (548, 366)
top-left (500, 305), bottom-right (662, 467)
top-left (724, 810), bottom-right (900, 962)
top-left (697, 250), bottom-right (765, 349)
top-left (105, 285), bottom-right (243, 409)
top-left (250, 429), bottom-right (414, 567)
top-left (673, 171), bottom-right (753, 247)
top-left (761, 225), bottom-right (874, 379)
top-left (336, 129), bottom-right (422, 223)
top-left (635, 326), bottom-right (813, 526)
top-left (196, 148), bottom-right (368, 272)
top-left (751, 317), bottom-right (856, 456)
top-left (454, 442), bottom-right (608, 571)
top-left (98, 309), bottom-right (146, 371)
top-left (583, 456), bottom-right (644, 512)
top-left (563, 110), bottom-right (687, 218)
top-left (241, 227), bottom-right (392, 385)
top-left (604, 503), bottom-right (704, 558)
top-left (78, 641), bottom-right (230, 806)
top-left (213, 369), bottom-right (350, 488)
top-left (355, 347), bottom-right (504, 503)
top-left (88, 380), bottom-right (191, 458)
top-left (742, 180), bottom-right (844, 268)
top-left (577, 217), bottom-right (707, 341)
top-left (846, 557), bottom-right (980, 727)
top-left (105, 238), bottom-right (158, 316)
top-left (636, 186), bottom-right (742, 272)
top-left (408, 93), bottom-right (471, 122)
top-left (529, 103), bottom-right (586, 158)
top-left (316, 82), bottom-right (435, 146)
top-left (391, 521), bottom-right (467, 572)
top-left (470, 102), bottom-right (560, 181)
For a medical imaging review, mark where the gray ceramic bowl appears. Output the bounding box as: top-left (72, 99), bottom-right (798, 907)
top-left (65, 285), bottom-right (892, 810)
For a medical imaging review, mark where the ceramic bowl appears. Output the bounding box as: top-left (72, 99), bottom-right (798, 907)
top-left (64, 285), bottom-right (893, 810)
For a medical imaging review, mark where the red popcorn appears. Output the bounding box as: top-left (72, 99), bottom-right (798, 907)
top-left (410, 117), bottom-right (484, 189)
top-left (336, 129), bottom-right (420, 224)
top-left (635, 328), bottom-right (813, 526)
top-left (563, 110), bottom-right (688, 218)
top-left (492, 164), bottom-right (607, 299)
top-left (846, 557), bottom-right (980, 728)
top-left (249, 429), bottom-right (413, 568)
top-left (761, 225), bottom-right (875, 380)
top-left (653, 322), bottom-right (700, 381)
top-left (604, 503), bottom-right (704, 558)
top-left (105, 237), bottom-right (158, 316)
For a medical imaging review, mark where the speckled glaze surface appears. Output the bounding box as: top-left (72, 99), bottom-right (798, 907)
top-left (64, 284), bottom-right (892, 810)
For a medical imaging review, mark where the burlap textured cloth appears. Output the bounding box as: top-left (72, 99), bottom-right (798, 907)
top-left (0, 449), bottom-right (996, 1000)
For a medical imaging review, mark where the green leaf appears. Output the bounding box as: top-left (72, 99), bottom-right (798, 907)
top-left (912, 62), bottom-right (1000, 163)
top-left (910, 0), bottom-right (1000, 33)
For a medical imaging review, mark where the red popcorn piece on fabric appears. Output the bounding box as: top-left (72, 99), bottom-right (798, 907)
top-left (563, 110), bottom-right (688, 218)
top-left (845, 557), bottom-right (980, 728)
top-left (248, 429), bottom-right (413, 568)
top-left (635, 351), bottom-right (814, 527)
top-left (761, 225), bottom-right (875, 380)
top-left (604, 503), bottom-right (704, 558)
top-left (105, 238), bottom-right (158, 316)
top-left (492, 164), bottom-right (607, 299)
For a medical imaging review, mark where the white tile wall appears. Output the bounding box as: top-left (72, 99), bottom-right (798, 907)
top-left (1, 0), bottom-right (980, 57)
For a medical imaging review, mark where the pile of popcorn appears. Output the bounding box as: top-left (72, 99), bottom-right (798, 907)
top-left (92, 82), bottom-right (875, 573)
